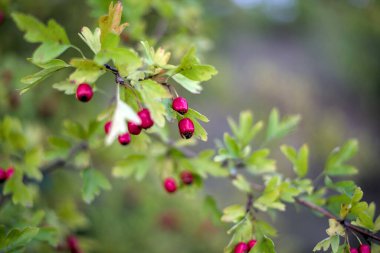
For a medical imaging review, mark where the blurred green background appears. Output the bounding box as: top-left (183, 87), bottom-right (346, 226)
top-left (1, 0), bottom-right (380, 252)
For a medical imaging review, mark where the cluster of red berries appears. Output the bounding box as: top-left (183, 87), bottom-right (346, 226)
top-left (234, 240), bottom-right (257, 253)
top-left (351, 244), bottom-right (371, 253)
top-left (76, 84), bottom-right (196, 140)
top-left (104, 108), bottom-right (154, 146)
top-left (163, 171), bottom-right (194, 193)
top-left (0, 167), bottom-right (14, 183)
top-left (172, 97), bottom-right (195, 139)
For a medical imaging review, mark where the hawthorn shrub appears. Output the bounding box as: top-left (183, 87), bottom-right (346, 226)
top-left (0, 1), bottom-right (379, 253)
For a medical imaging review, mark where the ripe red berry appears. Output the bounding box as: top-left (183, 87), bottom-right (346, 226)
top-left (164, 178), bottom-right (177, 193)
top-left (76, 83), bottom-right (93, 102)
top-left (66, 235), bottom-right (82, 253)
top-left (351, 248), bottom-right (359, 253)
top-left (178, 118), bottom-right (195, 139)
top-left (247, 240), bottom-right (257, 251)
top-left (180, 171), bottom-right (194, 185)
top-left (104, 121), bottom-right (112, 134)
top-left (138, 108), bottom-right (154, 129)
top-left (360, 244), bottom-right (371, 253)
top-left (5, 167), bottom-right (14, 179)
top-left (118, 132), bottom-right (131, 145)
top-left (0, 168), bottom-right (6, 183)
top-left (234, 242), bottom-right (248, 253)
top-left (172, 97), bottom-right (188, 115)
top-left (127, 121), bottom-right (142, 135)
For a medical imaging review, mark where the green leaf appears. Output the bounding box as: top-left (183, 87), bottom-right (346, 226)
top-left (186, 108), bottom-right (209, 122)
top-left (78, 26), bottom-right (101, 54)
top-left (3, 170), bottom-right (35, 207)
top-left (221, 205), bottom-right (246, 223)
top-left (175, 47), bottom-right (217, 81)
top-left (255, 221), bottom-right (277, 239)
top-left (313, 237), bottom-right (333, 252)
top-left (96, 47), bottom-right (141, 76)
top-left (232, 175), bottom-right (251, 193)
top-left (12, 13), bottom-right (69, 44)
top-left (81, 168), bottom-right (111, 203)
top-left (52, 80), bottom-right (76, 95)
top-left (138, 79), bottom-right (171, 127)
top-left (20, 59), bottom-right (70, 94)
top-left (246, 149), bottom-right (276, 174)
top-left (265, 108), bottom-right (300, 143)
top-left (0, 227), bottom-right (39, 252)
top-left (32, 42), bottom-right (70, 64)
top-left (23, 147), bottom-right (43, 181)
top-left (35, 227), bottom-right (59, 246)
top-left (281, 144), bottom-right (309, 178)
top-left (325, 139), bottom-right (358, 176)
top-left (112, 154), bottom-right (151, 181)
top-left (251, 236), bottom-right (276, 253)
top-left (203, 196), bottom-right (222, 224)
top-left (63, 120), bottom-right (87, 140)
top-left (228, 111), bottom-right (264, 147)
top-left (172, 74), bottom-right (202, 94)
top-left (69, 58), bottom-right (106, 83)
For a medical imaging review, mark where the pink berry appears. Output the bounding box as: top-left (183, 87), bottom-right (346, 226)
top-left (178, 118), bottom-right (195, 139)
top-left (360, 244), bottom-right (371, 253)
top-left (66, 235), bottom-right (82, 253)
top-left (247, 240), bottom-right (257, 251)
top-left (0, 168), bottom-right (6, 183)
top-left (172, 97), bottom-right (188, 115)
top-left (234, 242), bottom-right (248, 253)
top-left (5, 167), bottom-right (14, 180)
top-left (138, 108), bottom-right (154, 129)
top-left (127, 121), bottom-right (142, 135)
top-left (104, 121), bottom-right (112, 134)
top-left (76, 83), bottom-right (93, 102)
top-left (118, 132), bottom-right (131, 145)
top-left (180, 171), bottom-right (193, 185)
top-left (351, 248), bottom-right (359, 253)
top-left (164, 178), bottom-right (177, 193)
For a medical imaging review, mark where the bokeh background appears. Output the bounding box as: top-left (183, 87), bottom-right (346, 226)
top-left (1, 0), bottom-right (380, 252)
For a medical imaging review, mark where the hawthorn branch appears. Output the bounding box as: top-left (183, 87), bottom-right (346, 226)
top-left (163, 141), bottom-right (380, 244)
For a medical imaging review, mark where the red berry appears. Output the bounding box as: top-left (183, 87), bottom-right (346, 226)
top-left (5, 167), bottom-right (14, 180)
top-left (164, 178), bottom-right (177, 193)
top-left (76, 83), bottom-right (93, 102)
top-left (351, 248), bottom-right (359, 253)
top-left (66, 235), bottom-right (82, 253)
top-left (127, 121), bottom-right (142, 135)
top-left (234, 242), bottom-right (248, 253)
top-left (104, 121), bottom-right (112, 134)
top-left (172, 97), bottom-right (188, 115)
top-left (0, 168), bottom-right (6, 183)
top-left (138, 108), bottom-right (154, 129)
top-left (360, 244), bottom-right (371, 253)
top-left (247, 240), bottom-right (257, 251)
top-left (178, 118), bottom-right (195, 139)
top-left (118, 132), bottom-right (131, 145)
top-left (180, 171), bottom-right (193, 185)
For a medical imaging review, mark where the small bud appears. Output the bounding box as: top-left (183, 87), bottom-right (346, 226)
top-left (5, 167), bottom-right (14, 180)
top-left (351, 248), bottom-right (359, 253)
top-left (180, 171), bottom-right (194, 185)
top-left (247, 240), bottom-right (257, 251)
top-left (104, 121), bottom-right (112, 134)
top-left (360, 244), bottom-right (371, 253)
